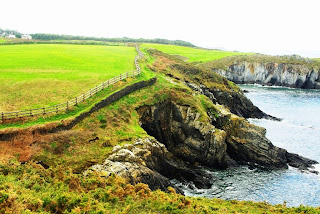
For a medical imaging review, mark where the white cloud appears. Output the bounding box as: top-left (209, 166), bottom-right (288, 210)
top-left (0, 0), bottom-right (319, 57)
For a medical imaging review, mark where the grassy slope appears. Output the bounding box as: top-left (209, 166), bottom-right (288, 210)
top-left (0, 44), bottom-right (136, 111)
top-left (141, 43), bottom-right (252, 63)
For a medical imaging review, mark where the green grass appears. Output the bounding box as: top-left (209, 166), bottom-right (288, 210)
top-left (0, 73), bottom-right (150, 130)
top-left (0, 44), bottom-right (136, 112)
top-left (0, 38), bottom-right (7, 44)
top-left (141, 43), bottom-right (253, 63)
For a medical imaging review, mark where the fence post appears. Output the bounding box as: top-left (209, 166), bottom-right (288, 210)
top-left (90, 89), bottom-right (92, 97)
top-left (75, 97), bottom-right (78, 106)
top-left (56, 105), bottom-right (58, 113)
top-left (102, 82), bottom-right (105, 89)
top-left (43, 107), bottom-right (45, 115)
top-left (126, 72), bottom-right (128, 78)
top-left (67, 101), bottom-right (69, 110)
top-left (30, 109), bottom-right (32, 117)
top-left (83, 94), bottom-right (85, 102)
top-left (107, 80), bottom-right (109, 87)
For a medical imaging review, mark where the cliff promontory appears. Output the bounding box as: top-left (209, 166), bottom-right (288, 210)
top-left (203, 55), bottom-right (320, 89)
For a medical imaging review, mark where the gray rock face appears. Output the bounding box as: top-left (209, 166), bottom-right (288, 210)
top-left (85, 138), bottom-right (216, 193)
top-left (214, 62), bottom-right (320, 89)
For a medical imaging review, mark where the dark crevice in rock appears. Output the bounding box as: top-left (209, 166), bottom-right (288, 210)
top-left (137, 101), bottom-right (228, 169)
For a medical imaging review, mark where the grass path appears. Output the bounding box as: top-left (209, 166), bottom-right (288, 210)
top-left (0, 44), bottom-right (136, 111)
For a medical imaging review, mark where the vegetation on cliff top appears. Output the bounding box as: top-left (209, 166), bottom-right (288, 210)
top-left (202, 54), bottom-right (320, 71)
top-left (141, 43), bottom-right (252, 63)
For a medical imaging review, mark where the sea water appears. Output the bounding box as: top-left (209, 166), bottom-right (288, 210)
top-left (173, 85), bottom-right (320, 207)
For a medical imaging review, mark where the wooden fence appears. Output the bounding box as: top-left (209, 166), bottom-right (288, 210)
top-left (1, 45), bottom-right (143, 120)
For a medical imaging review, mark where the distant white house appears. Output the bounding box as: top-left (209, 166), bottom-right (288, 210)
top-left (6, 34), bottom-right (16, 39)
top-left (21, 34), bottom-right (32, 40)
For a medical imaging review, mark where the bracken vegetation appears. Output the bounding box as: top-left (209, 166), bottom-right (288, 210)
top-left (2, 162), bottom-right (318, 214)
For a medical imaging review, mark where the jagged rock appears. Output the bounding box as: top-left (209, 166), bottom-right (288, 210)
top-left (286, 152), bottom-right (318, 170)
top-left (184, 81), bottom-right (279, 120)
top-left (85, 138), bottom-right (216, 193)
top-left (137, 101), bottom-right (228, 168)
top-left (214, 62), bottom-right (320, 89)
top-left (209, 89), bottom-right (280, 120)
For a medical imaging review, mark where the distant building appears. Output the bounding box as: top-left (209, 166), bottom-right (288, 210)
top-left (6, 34), bottom-right (16, 39)
top-left (0, 33), bottom-right (6, 37)
top-left (21, 34), bottom-right (32, 40)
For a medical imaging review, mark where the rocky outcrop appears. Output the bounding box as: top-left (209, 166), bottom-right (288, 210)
top-left (185, 81), bottom-right (279, 120)
top-left (137, 101), bottom-right (229, 169)
top-left (85, 138), bottom-right (216, 194)
top-left (214, 62), bottom-right (320, 89)
top-left (137, 101), bottom-right (317, 170)
top-left (87, 100), bottom-right (317, 193)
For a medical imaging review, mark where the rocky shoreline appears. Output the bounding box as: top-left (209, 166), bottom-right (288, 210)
top-left (87, 99), bottom-right (318, 193)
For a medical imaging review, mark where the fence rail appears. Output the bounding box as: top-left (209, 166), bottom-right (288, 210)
top-left (1, 45), bottom-right (144, 120)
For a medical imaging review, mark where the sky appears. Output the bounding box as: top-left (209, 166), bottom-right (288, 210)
top-left (1, 0), bottom-right (319, 58)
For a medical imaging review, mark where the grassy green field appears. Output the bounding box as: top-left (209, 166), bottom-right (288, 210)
top-left (0, 44), bottom-right (136, 112)
top-left (141, 43), bottom-right (253, 63)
